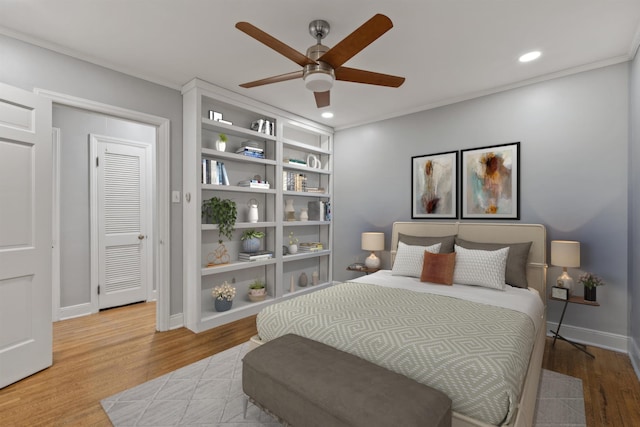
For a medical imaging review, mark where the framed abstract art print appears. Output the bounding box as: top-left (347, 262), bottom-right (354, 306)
top-left (411, 150), bottom-right (458, 219)
top-left (460, 142), bottom-right (520, 219)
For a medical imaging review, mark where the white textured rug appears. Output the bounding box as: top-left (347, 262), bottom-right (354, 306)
top-left (101, 343), bottom-right (585, 427)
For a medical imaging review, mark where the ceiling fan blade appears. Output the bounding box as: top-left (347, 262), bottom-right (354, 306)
top-left (239, 70), bottom-right (303, 88)
top-left (314, 91), bottom-right (330, 108)
top-left (335, 67), bottom-right (405, 87)
top-left (236, 22), bottom-right (316, 67)
top-left (318, 14), bottom-right (393, 69)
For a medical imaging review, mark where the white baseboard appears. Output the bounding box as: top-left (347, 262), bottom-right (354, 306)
top-left (546, 321), bottom-right (628, 353)
top-left (58, 302), bottom-right (94, 320)
top-left (630, 337), bottom-right (640, 381)
top-left (169, 313), bottom-right (184, 330)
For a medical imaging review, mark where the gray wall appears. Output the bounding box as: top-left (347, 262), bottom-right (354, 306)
top-left (630, 51), bottom-right (640, 370)
top-left (54, 105), bottom-right (155, 307)
top-left (334, 63), bottom-right (630, 340)
top-left (0, 34), bottom-right (185, 314)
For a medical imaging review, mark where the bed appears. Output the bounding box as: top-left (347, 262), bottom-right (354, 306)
top-left (253, 222), bottom-right (547, 427)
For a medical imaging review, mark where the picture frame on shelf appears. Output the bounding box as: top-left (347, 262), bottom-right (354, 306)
top-left (411, 150), bottom-right (458, 219)
top-left (460, 142), bottom-right (520, 220)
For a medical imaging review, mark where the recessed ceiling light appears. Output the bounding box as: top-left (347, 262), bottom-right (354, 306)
top-left (519, 51), bottom-right (541, 63)
top-left (321, 111), bottom-right (334, 119)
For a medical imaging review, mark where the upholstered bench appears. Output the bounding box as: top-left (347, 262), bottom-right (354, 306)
top-left (242, 334), bottom-right (452, 427)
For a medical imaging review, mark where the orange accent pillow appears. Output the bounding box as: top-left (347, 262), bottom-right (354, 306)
top-left (420, 251), bottom-right (456, 285)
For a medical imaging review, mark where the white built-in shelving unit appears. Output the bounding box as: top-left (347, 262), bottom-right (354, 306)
top-left (182, 78), bottom-right (333, 332)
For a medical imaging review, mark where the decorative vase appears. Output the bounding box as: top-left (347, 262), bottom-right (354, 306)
top-left (299, 272), bottom-right (308, 287)
top-left (249, 287), bottom-right (266, 297)
top-left (247, 199), bottom-right (259, 223)
top-left (312, 271), bottom-right (319, 286)
top-left (288, 244), bottom-right (298, 254)
top-left (285, 199), bottom-right (295, 221)
top-left (214, 298), bottom-right (233, 312)
top-left (300, 208), bottom-right (308, 221)
top-left (242, 237), bottom-right (261, 253)
top-left (584, 287), bottom-right (597, 302)
top-left (215, 140), bottom-right (226, 152)
top-left (289, 276), bottom-right (295, 293)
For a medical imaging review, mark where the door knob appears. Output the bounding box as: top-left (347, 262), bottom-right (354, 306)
top-left (138, 234), bottom-right (145, 240)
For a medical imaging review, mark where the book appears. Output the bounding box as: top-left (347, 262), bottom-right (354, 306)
top-left (238, 180), bottom-right (270, 189)
top-left (239, 250), bottom-right (274, 261)
top-left (220, 162), bottom-right (230, 185)
top-left (299, 242), bottom-right (323, 252)
top-left (202, 159), bottom-right (220, 185)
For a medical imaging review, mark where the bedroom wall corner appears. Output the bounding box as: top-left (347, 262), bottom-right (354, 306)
top-left (334, 63), bottom-right (630, 345)
top-left (628, 41), bottom-right (640, 377)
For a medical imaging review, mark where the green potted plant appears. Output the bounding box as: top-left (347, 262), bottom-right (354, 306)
top-left (202, 196), bottom-right (237, 242)
top-left (248, 279), bottom-right (266, 301)
top-left (241, 229), bottom-right (265, 253)
top-left (215, 133), bottom-right (228, 152)
top-left (578, 273), bottom-right (605, 302)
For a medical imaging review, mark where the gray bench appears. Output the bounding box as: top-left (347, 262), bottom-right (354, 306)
top-left (242, 334), bottom-right (452, 427)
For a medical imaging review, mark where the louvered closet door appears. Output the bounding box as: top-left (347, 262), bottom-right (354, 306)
top-left (93, 135), bottom-right (150, 309)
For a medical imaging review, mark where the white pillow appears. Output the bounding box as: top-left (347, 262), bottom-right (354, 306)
top-left (452, 245), bottom-right (509, 290)
top-left (392, 241), bottom-right (441, 277)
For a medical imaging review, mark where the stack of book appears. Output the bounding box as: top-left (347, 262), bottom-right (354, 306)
top-left (236, 146), bottom-right (265, 159)
top-left (201, 159), bottom-right (229, 185)
top-left (238, 179), bottom-right (270, 189)
top-left (305, 187), bottom-right (325, 193)
top-left (239, 250), bottom-right (274, 261)
top-left (299, 242), bottom-right (323, 252)
top-left (284, 158), bottom-right (307, 166)
top-left (282, 171), bottom-right (307, 192)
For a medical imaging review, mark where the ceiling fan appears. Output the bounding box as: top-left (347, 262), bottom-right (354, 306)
top-left (235, 14), bottom-right (405, 108)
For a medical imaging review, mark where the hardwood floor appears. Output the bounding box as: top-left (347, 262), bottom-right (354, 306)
top-left (0, 302), bottom-right (638, 426)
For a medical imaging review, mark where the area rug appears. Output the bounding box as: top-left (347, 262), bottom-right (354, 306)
top-left (101, 343), bottom-right (585, 426)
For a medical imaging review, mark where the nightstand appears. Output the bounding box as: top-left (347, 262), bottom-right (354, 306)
top-left (346, 266), bottom-right (380, 275)
top-left (549, 294), bottom-right (599, 358)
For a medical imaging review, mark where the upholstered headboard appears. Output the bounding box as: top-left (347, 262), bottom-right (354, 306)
top-left (391, 222), bottom-right (547, 299)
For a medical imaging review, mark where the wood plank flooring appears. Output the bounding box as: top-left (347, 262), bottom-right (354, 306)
top-left (0, 301), bottom-right (638, 426)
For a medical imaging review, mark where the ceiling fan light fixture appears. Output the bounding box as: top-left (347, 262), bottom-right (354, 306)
top-left (304, 72), bottom-right (334, 92)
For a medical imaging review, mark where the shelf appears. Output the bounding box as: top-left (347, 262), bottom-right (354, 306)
top-left (201, 117), bottom-right (277, 142)
top-left (282, 137), bottom-right (331, 155)
top-left (202, 184), bottom-right (277, 194)
top-left (283, 190), bottom-right (330, 198)
top-left (202, 147), bottom-right (277, 166)
top-left (202, 221), bottom-right (277, 231)
top-left (282, 162), bottom-right (331, 174)
top-left (283, 221), bottom-right (330, 227)
top-left (283, 281), bottom-right (332, 297)
top-left (283, 250), bottom-right (331, 262)
top-left (201, 258), bottom-right (277, 275)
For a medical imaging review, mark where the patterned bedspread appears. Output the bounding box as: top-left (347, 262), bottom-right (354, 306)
top-left (256, 282), bottom-right (536, 425)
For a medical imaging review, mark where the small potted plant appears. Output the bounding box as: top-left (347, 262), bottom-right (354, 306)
top-left (215, 133), bottom-right (228, 152)
top-left (202, 196), bottom-right (237, 241)
top-left (241, 229), bottom-right (265, 253)
top-left (212, 281), bottom-right (236, 312)
top-left (248, 279), bottom-right (266, 302)
top-left (288, 231), bottom-right (299, 254)
top-left (578, 272), bottom-right (605, 302)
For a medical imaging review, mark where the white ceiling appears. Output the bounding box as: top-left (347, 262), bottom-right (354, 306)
top-left (1, 0), bottom-right (639, 129)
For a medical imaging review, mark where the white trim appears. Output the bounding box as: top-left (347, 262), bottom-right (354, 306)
top-left (35, 89), bottom-right (172, 331)
top-left (51, 127), bottom-right (61, 322)
top-left (546, 321), bottom-right (629, 354)
top-left (59, 302), bottom-right (94, 320)
top-left (335, 55), bottom-right (631, 131)
top-left (169, 313), bottom-right (184, 330)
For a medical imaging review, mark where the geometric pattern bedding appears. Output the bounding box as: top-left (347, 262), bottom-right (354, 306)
top-left (256, 282), bottom-right (536, 425)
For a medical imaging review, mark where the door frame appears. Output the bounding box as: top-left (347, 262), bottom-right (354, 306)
top-left (36, 89), bottom-right (171, 331)
top-left (90, 134), bottom-right (154, 309)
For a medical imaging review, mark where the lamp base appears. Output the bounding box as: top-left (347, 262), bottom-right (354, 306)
top-left (364, 252), bottom-right (380, 269)
top-left (556, 270), bottom-right (574, 294)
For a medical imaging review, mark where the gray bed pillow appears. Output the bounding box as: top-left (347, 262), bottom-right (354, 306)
top-left (454, 237), bottom-right (532, 288)
top-left (398, 233), bottom-right (456, 253)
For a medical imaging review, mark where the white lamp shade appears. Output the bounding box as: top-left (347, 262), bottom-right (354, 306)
top-left (361, 232), bottom-right (384, 251)
top-left (304, 72), bottom-right (334, 92)
top-left (551, 240), bottom-right (580, 268)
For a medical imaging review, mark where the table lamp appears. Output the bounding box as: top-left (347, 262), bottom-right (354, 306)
top-left (551, 240), bottom-right (580, 293)
top-left (362, 232), bottom-right (384, 269)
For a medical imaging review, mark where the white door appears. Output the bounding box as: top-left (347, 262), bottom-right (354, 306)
top-left (90, 135), bottom-right (151, 310)
top-left (0, 83), bottom-right (52, 388)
